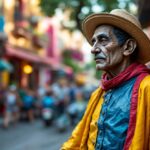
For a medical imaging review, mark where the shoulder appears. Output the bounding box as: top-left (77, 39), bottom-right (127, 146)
top-left (140, 75), bottom-right (150, 89)
top-left (139, 75), bottom-right (150, 104)
top-left (137, 75), bottom-right (150, 108)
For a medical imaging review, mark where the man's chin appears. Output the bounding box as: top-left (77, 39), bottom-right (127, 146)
top-left (96, 64), bottom-right (106, 70)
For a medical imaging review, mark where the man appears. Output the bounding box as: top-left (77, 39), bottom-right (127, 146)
top-left (61, 9), bottom-right (150, 150)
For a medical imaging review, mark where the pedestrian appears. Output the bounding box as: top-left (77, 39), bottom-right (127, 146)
top-left (3, 85), bottom-right (20, 128)
top-left (67, 91), bottom-right (87, 125)
top-left (61, 9), bottom-right (150, 150)
top-left (0, 84), bottom-right (6, 117)
top-left (52, 77), bottom-right (70, 116)
top-left (41, 89), bottom-right (55, 109)
top-left (22, 89), bottom-right (35, 122)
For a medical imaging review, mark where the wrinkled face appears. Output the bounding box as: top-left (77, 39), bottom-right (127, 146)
top-left (91, 25), bottom-right (124, 71)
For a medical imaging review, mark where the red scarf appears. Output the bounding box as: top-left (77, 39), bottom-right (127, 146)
top-left (101, 63), bottom-right (149, 91)
top-left (101, 63), bottom-right (149, 150)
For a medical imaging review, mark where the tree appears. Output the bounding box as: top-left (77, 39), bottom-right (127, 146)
top-left (39, 0), bottom-right (136, 31)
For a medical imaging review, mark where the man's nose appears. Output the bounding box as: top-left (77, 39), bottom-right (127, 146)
top-left (91, 47), bottom-right (101, 54)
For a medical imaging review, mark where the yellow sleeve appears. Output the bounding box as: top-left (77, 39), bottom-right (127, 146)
top-left (129, 75), bottom-right (150, 150)
top-left (61, 120), bottom-right (85, 150)
top-left (61, 88), bottom-right (103, 150)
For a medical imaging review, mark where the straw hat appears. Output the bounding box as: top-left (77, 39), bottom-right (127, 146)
top-left (82, 9), bottom-right (150, 63)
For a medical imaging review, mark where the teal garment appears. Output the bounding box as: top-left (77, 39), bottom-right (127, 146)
top-left (95, 77), bottom-right (137, 150)
top-left (0, 59), bottom-right (13, 72)
top-left (0, 16), bottom-right (5, 32)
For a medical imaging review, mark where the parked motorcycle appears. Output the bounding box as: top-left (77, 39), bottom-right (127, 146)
top-left (41, 90), bottom-right (55, 126)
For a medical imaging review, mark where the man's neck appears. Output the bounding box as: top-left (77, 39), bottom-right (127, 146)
top-left (105, 60), bottom-right (134, 79)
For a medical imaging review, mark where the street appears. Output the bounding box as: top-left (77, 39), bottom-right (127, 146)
top-left (0, 119), bottom-right (74, 150)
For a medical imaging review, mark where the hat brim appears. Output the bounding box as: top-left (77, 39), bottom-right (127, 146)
top-left (82, 13), bottom-right (150, 63)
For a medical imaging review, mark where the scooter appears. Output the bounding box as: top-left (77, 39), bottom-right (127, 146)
top-left (41, 95), bottom-right (55, 127)
top-left (42, 108), bottom-right (53, 126)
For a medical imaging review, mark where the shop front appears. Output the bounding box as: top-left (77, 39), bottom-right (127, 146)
top-left (3, 44), bottom-right (54, 90)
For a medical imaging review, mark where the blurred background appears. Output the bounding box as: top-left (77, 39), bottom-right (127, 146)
top-left (0, 0), bottom-right (150, 150)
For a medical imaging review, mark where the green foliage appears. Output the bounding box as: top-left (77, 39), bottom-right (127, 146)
top-left (61, 49), bottom-right (83, 73)
top-left (39, 0), bottom-right (135, 31)
top-left (39, 0), bottom-right (60, 16)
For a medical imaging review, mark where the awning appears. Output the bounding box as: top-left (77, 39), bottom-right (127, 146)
top-left (5, 44), bottom-right (60, 68)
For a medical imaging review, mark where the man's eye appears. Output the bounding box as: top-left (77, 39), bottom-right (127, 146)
top-left (91, 39), bottom-right (96, 45)
top-left (99, 37), bottom-right (107, 42)
top-left (102, 37), bottom-right (107, 41)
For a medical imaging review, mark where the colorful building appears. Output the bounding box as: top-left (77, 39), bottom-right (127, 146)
top-left (0, 0), bottom-right (60, 89)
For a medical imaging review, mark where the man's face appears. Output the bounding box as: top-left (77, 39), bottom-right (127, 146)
top-left (91, 25), bottom-right (124, 71)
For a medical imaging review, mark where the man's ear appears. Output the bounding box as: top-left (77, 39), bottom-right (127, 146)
top-left (123, 39), bottom-right (137, 56)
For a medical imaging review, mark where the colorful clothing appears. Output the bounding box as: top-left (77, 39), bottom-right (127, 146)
top-left (95, 77), bottom-right (136, 150)
top-left (61, 63), bottom-right (150, 150)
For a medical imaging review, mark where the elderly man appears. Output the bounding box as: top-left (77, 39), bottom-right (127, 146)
top-left (61, 9), bottom-right (150, 150)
